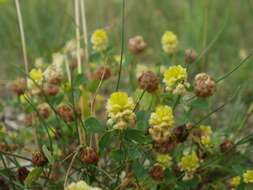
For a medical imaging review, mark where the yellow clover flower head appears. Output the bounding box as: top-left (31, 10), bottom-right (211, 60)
top-left (28, 69), bottom-right (44, 94)
top-left (163, 65), bottom-right (187, 91)
top-left (199, 125), bottom-right (212, 136)
top-left (29, 69), bottom-right (43, 82)
top-left (178, 151), bottom-right (199, 173)
top-left (149, 105), bottom-right (174, 128)
top-left (19, 93), bottom-right (30, 104)
top-left (230, 176), bottom-right (241, 188)
top-left (243, 170), bottom-right (253, 183)
top-left (156, 154), bottom-right (172, 168)
top-left (149, 105), bottom-right (175, 142)
top-left (200, 135), bottom-right (212, 149)
top-left (106, 92), bottom-right (135, 130)
top-left (91, 29), bottom-right (108, 52)
top-left (161, 31), bottom-right (178, 54)
top-left (66, 180), bottom-right (102, 190)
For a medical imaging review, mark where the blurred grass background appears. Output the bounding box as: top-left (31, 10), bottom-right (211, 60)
top-left (0, 0), bottom-right (252, 78)
top-left (0, 0), bottom-right (253, 119)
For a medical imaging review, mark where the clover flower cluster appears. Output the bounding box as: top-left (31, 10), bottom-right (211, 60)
top-left (148, 105), bottom-right (175, 142)
top-left (163, 65), bottom-right (189, 95)
top-left (106, 92), bottom-right (136, 130)
top-left (4, 25), bottom-right (253, 190)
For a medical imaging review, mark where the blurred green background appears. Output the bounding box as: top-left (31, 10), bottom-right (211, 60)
top-left (0, 0), bottom-right (252, 79)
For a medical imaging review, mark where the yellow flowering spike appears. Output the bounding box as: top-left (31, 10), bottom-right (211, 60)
top-left (106, 92), bottom-right (135, 130)
top-left (243, 170), bottom-right (253, 183)
top-left (178, 151), bottom-right (199, 173)
top-left (230, 176), bottom-right (241, 187)
top-left (163, 65), bottom-right (187, 90)
top-left (156, 154), bottom-right (172, 168)
top-left (29, 69), bottom-right (43, 82)
top-left (91, 29), bottom-right (108, 52)
top-left (200, 135), bottom-right (212, 149)
top-left (149, 105), bottom-right (174, 128)
top-left (106, 92), bottom-right (134, 116)
top-left (148, 105), bottom-right (175, 142)
top-left (161, 31), bottom-right (178, 54)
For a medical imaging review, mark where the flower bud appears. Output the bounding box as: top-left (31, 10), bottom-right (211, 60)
top-left (17, 167), bottom-right (29, 182)
top-left (138, 71), bottom-right (159, 93)
top-left (220, 139), bottom-right (234, 153)
top-left (185, 48), bottom-right (197, 64)
top-left (32, 151), bottom-right (48, 167)
top-left (194, 73), bottom-right (216, 98)
top-left (92, 66), bottom-right (111, 81)
top-left (80, 147), bottom-right (99, 165)
top-left (58, 105), bottom-right (74, 122)
top-left (149, 164), bottom-right (165, 181)
top-left (128, 35), bottom-right (147, 54)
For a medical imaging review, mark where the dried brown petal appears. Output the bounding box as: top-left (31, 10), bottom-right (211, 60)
top-left (185, 48), bottom-right (197, 64)
top-left (32, 151), bottom-right (48, 167)
top-left (128, 35), bottom-right (147, 54)
top-left (149, 164), bottom-right (165, 181)
top-left (92, 66), bottom-right (111, 81)
top-left (138, 71), bottom-right (159, 93)
top-left (17, 167), bottom-right (30, 182)
top-left (194, 73), bottom-right (216, 98)
top-left (58, 105), bottom-right (74, 122)
top-left (80, 147), bottom-right (99, 165)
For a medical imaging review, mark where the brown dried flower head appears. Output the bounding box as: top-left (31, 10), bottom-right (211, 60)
top-left (138, 71), bottom-right (159, 93)
top-left (220, 139), bottom-right (234, 153)
top-left (37, 103), bottom-right (51, 119)
top-left (149, 164), bottom-right (165, 181)
top-left (10, 78), bottom-right (26, 96)
top-left (153, 137), bottom-right (177, 154)
top-left (48, 75), bottom-right (63, 85)
top-left (58, 104), bottom-right (74, 122)
top-left (185, 48), bottom-right (197, 64)
top-left (80, 147), bottom-right (99, 165)
top-left (32, 151), bottom-right (48, 167)
top-left (92, 66), bottom-right (111, 81)
top-left (194, 73), bottom-right (216, 98)
top-left (17, 167), bottom-right (30, 182)
top-left (44, 84), bottom-right (59, 96)
top-left (128, 35), bottom-right (147, 54)
top-left (24, 113), bottom-right (36, 126)
top-left (172, 124), bottom-right (191, 143)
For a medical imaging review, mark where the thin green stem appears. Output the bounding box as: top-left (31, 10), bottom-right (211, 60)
top-left (193, 87), bottom-right (239, 127)
top-left (216, 49), bottom-right (253, 83)
top-left (116, 0), bottom-right (126, 91)
top-left (173, 95), bottom-right (181, 111)
top-left (133, 90), bottom-right (146, 112)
